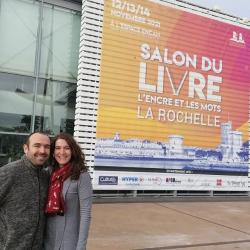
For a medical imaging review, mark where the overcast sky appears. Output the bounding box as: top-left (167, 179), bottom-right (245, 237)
top-left (184, 0), bottom-right (250, 19)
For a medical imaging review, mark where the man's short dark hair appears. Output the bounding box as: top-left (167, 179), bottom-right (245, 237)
top-left (25, 132), bottom-right (49, 146)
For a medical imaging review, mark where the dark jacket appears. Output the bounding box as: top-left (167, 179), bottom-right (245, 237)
top-left (0, 155), bottom-right (49, 250)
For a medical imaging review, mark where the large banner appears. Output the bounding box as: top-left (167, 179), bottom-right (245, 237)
top-left (93, 0), bottom-right (250, 190)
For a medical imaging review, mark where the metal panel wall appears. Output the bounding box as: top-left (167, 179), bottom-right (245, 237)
top-left (74, 0), bottom-right (104, 173)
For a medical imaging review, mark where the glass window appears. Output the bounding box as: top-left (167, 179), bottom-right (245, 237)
top-left (0, 134), bottom-right (27, 166)
top-left (40, 4), bottom-right (81, 82)
top-left (34, 79), bottom-right (76, 135)
top-left (0, 0), bottom-right (39, 76)
top-left (0, 72), bottom-right (35, 133)
top-left (0, 1), bottom-right (80, 166)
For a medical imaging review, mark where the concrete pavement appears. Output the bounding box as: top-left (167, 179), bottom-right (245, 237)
top-left (87, 201), bottom-right (250, 250)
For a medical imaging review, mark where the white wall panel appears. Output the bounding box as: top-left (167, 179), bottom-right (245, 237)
top-left (74, 0), bottom-right (104, 173)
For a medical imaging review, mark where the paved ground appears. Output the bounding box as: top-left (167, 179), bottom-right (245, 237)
top-left (87, 201), bottom-right (250, 250)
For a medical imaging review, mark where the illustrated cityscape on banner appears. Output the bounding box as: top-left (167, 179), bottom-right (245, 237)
top-left (94, 0), bottom-right (250, 177)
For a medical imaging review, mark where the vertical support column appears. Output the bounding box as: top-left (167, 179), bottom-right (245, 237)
top-left (74, 0), bottom-right (104, 174)
top-left (132, 190), bottom-right (137, 198)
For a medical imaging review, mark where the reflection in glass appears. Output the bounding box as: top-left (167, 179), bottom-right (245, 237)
top-left (0, 1), bottom-right (80, 166)
top-left (40, 4), bottom-right (81, 82)
top-left (0, 72), bottom-right (34, 133)
top-left (0, 134), bottom-right (27, 166)
top-left (0, 0), bottom-right (39, 75)
top-left (34, 79), bottom-right (76, 135)
top-left (0, 113), bottom-right (31, 133)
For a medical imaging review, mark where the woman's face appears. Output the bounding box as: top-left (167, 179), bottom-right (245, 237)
top-left (54, 139), bottom-right (72, 167)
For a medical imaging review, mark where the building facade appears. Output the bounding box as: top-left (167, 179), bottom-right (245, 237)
top-left (1, 0), bottom-right (249, 195)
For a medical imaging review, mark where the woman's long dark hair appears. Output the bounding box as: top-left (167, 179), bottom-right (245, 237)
top-left (50, 133), bottom-right (88, 180)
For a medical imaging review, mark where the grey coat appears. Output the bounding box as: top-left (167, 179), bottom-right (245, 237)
top-left (44, 172), bottom-right (92, 250)
top-left (0, 155), bottom-right (49, 250)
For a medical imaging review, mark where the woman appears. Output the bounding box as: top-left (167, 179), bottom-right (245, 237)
top-left (44, 133), bottom-right (92, 250)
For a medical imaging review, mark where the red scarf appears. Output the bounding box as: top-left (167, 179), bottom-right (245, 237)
top-left (45, 164), bottom-right (72, 215)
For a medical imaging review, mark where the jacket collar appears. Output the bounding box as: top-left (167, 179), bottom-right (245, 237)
top-left (21, 155), bottom-right (41, 172)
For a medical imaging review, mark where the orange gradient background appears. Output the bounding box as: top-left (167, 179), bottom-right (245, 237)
top-left (96, 0), bottom-right (250, 148)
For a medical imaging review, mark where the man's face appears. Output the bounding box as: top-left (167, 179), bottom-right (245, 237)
top-left (23, 133), bottom-right (50, 166)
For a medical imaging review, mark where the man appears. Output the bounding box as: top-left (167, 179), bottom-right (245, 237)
top-left (0, 132), bottom-right (51, 250)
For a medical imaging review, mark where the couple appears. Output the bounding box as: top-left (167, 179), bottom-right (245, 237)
top-left (0, 132), bottom-right (92, 250)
